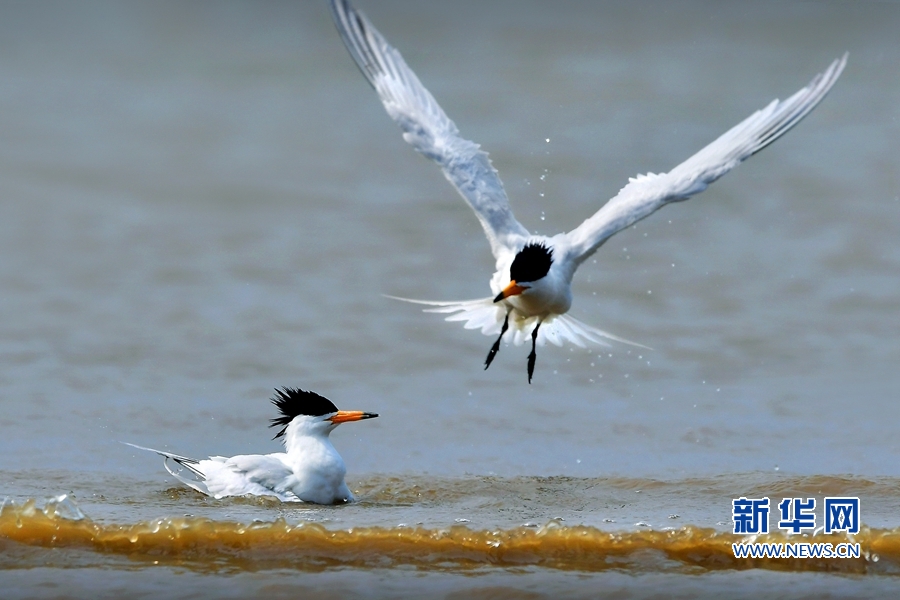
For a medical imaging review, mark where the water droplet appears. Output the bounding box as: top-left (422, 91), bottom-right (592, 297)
top-left (43, 494), bottom-right (85, 521)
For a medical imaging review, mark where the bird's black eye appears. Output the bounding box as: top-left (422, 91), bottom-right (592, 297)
top-left (510, 242), bottom-right (553, 283)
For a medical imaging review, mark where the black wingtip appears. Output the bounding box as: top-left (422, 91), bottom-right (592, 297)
top-left (329, 0), bottom-right (380, 91)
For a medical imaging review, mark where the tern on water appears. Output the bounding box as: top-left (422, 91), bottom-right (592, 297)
top-left (126, 387), bottom-right (377, 504)
top-left (330, 0), bottom-right (846, 383)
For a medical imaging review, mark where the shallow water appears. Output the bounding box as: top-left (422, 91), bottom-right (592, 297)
top-left (1, 0), bottom-right (899, 597)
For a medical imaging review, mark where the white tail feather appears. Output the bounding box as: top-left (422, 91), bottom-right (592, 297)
top-left (385, 295), bottom-right (650, 350)
top-left (123, 442), bottom-right (211, 496)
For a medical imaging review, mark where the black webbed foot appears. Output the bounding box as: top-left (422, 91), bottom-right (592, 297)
top-left (527, 321), bottom-right (541, 384)
top-left (484, 311), bottom-right (510, 370)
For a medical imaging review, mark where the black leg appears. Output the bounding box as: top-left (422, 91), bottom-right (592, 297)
top-left (484, 311), bottom-right (510, 370)
top-left (527, 321), bottom-right (541, 384)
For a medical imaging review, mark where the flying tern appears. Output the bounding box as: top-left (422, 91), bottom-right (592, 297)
top-left (126, 387), bottom-right (378, 504)
top-left (329, 0), bottom-right (846, 383)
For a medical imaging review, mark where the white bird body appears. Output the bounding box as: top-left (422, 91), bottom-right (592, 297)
top-left (127, 388), bottom-right (376, 504)
top-left (329, 0), bottom-right (846, 381)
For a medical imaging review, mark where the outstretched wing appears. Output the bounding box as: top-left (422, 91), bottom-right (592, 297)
top-left (562, 54), bottom-right (847, 263)
top-left (329, 0), bottom-right (530, 259)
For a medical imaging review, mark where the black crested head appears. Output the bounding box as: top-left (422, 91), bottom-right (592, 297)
top-left (269, 387), bottom-right (338, 439)
top-left (510, 242), bottom-right (553, 283)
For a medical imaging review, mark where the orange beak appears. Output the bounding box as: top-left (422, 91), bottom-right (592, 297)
top-left (493, 280), bottom-right (526, 303)
top-left (328, 410), bottom-right (378, 424)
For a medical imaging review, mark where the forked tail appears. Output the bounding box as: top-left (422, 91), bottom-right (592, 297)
top-left (385, 295), bottom-right (650, 349)
top-left (123, 442), bottom-right (211, 496)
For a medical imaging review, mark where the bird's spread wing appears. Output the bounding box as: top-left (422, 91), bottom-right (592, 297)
top-left (387, 295), bottom-right (648, 349)
top-left (330, 0), bottom-right (530, 258)
top-left (562, 55), bottom-right (847, 263)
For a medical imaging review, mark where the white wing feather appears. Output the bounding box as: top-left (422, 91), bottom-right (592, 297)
top-left (124, 442), bottom-right (299, 501)
top-left (563, 54), bottom-right (847, 263)
top-left (329, 0), bottom-right (529, 258)
top-left (203, 454), bottom-right (298, 501)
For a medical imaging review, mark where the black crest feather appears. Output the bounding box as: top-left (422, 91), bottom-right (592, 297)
top-left (269, 387), bottom-right (339, 439)
top-left (510, 242), bottom-right (553, 283)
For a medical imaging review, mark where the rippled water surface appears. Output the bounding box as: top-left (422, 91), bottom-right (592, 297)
top-left (1, 1), bottom-right (898, 597)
